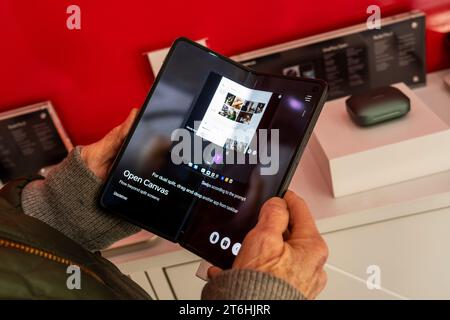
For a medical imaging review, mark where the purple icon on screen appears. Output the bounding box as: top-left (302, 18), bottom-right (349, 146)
top-left (213, 153), bottom-right (223, 164)
top-left (288, 97), bottom-right (304, 111)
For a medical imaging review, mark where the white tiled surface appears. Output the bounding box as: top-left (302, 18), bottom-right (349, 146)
top-left (118, 206), bottom-right (450, 300)
top-left (117, 250), bottom-right (206, 300)
top-left (163, 260), bottom-right (205, 299)
top-left (320, 206), bottom-right (450, 299)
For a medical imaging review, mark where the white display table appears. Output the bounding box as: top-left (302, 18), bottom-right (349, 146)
top-left (310, 83), bottom-right (450, 197)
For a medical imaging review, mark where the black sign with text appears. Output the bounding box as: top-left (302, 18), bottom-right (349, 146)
top-left (238, 12), bottom-right (426, 100)
top-left (0, 109), bottom-right (68, 183)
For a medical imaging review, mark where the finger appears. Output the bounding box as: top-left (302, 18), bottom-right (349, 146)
top-left (319, 270), bottom-right (328, 291)
top-left (254, 197), bottom-right (289, 235)
top-left (102, 108), bottom-right (138, 156)
top-left (118, 108), bottom-right (138, 139)
top-left (310, 270), bottom-right (327, 300)
top-left (282, 228), bottom-right (291, 241)
top-left (284, 190), bottom-right (320, 239)
top-left (207, 266), bottom-right (223, 279)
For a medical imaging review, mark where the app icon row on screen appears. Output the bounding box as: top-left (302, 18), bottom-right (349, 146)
top-left (187, 162), bottom-right (233, 183)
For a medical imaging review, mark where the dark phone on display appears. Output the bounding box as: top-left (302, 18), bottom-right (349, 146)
top-left (99, 38), bottom-right (328, 269)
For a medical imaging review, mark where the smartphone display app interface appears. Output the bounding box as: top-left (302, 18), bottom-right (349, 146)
top-left (101, 40), bottom-right (325, 268)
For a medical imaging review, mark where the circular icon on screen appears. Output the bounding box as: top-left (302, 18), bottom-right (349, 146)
top-left (231, 243), bottom-right (241, 256)
top-left (220, 237), bottom-right (231, 250)
top-left (209, 231), bottom-right (220, 244)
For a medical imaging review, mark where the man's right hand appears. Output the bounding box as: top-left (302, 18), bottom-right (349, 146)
top-left (209, 190), bottom-right (328, 299)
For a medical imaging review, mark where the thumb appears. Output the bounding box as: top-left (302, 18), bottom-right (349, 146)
top-left (102, 108), bottom-right (138, 155)
top-left (254, 197), bottom-right (289, 235)
top-left (118, 108), bottom-right (138, 140)
top-left (284, 190), bottom-right (319, 239)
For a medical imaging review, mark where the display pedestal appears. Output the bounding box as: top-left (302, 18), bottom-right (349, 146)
top-left (310, 83), bottom-right (450, 197)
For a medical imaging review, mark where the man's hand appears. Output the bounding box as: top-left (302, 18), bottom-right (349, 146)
top-left (209, 190), bottom-right (328, 299)
top-left (81, 109), bottom-right (138, 180)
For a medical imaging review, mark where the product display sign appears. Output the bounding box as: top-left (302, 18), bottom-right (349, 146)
top-left (0, 102), bottom-right (72, 184)
top-left (232, 11), bottom-right (426, 100)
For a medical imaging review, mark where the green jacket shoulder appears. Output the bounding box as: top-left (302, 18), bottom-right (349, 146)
top-left (0, 176), bottom-right (150, 299)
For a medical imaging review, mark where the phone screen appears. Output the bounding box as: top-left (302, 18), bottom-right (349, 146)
top-left (100, 39), bottom-right (327, 268)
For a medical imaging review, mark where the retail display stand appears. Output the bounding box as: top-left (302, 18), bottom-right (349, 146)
top-left (309, 83), bottom-right (450, 197)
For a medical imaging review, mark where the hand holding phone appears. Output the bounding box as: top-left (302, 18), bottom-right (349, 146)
top-left (81, 109), bottom-right (138, 180)
top-left (206, 191), bottom-right (328, 300)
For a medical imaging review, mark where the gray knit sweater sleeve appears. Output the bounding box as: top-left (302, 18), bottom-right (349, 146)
top-left (21, 146), bottom-right (305, 300)
top-left (21, 146), bottom-right (141, 251)
top-left (203, 269), bottom-right (305, 300)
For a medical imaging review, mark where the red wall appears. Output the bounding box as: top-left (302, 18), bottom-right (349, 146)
top-left (1, 0), bottom-right (449, 145)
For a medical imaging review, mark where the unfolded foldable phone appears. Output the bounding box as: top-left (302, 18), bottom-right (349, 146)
top-left (100, 38), bottom-right (328, 269)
